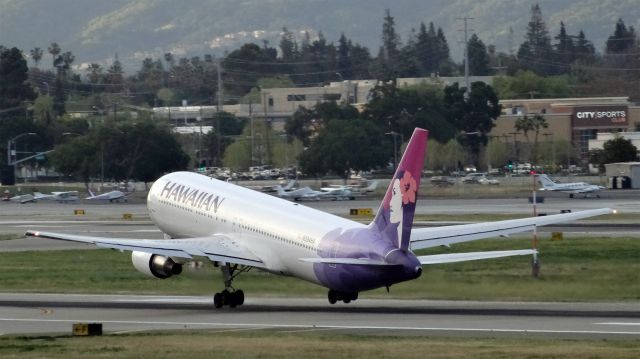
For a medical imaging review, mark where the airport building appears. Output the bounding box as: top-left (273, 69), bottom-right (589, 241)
top-left (153, 76), bottom-right (496, 134)
top-left (490, 97), bottom-right (640, 164)
top-left (151, 79), bottom-right (639, 167)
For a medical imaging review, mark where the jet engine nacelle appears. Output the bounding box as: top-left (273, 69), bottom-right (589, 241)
top-left (131, 251), bottom-right (183, 279)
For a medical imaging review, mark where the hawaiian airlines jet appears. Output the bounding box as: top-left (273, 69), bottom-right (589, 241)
top-left (26, 128), bottom-right (613, 308)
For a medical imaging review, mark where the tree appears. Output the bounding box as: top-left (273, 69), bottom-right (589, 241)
top-left (47, 43), bottom-right (61, 67)
top-left (0, 47), bottom-right (36, 110)
top-left (49, 135), bottom-right (98, 187)
top-left (590, 136), bottom-right (639, 172)
top-left (286, 101), bottom-right (359, 146)
top-left (514, 114), bottom-right (549, 163)
top-left (372, 9), bottom-right (402, 81)
top-left (363, 82), bottom-right (455, 143)
top-left (105, 55), bottom-right (124, 90)
top-left (279, 27), bottom-right (298, 62)
top-left (30, 47), bottom-right (43, 67)
top-left (553, 21), bottom-right (575, 69)
top-left (467, 33), bottom-right (491, 75)
top-left (443, 82), bottom-right (501, 163)
top-left (517, 4), bottom-right (554, 75)
top-left (337, 33), bottom-right (353, 79)
top-left (299, 119), bottom-right (389, 179)
top-left (606, 18), bottom-right (636, 54)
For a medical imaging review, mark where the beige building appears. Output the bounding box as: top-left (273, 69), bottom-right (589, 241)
top-left (491, 97), bottom-right (639, 163)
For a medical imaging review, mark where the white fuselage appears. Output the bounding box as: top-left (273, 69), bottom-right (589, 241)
top-left (146, 172), bottom-right (364, 285)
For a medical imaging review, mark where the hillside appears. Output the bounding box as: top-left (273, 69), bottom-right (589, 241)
top-left (0, 0), bottom-right (638, 72)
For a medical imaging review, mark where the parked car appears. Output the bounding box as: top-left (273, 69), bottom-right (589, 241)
top-left (461, 172), bottom-right (488, 184)
top-left (478, 177), bottom-right (500, 185)
top-left (430, 176), bottom-right (455, 186)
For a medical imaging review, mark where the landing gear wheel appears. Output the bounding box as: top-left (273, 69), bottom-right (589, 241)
top-left (328, 290), bottom-right (338, 304)
top-left (214, 293), bottom-right (223, 308)
top-left (327, 290), bottom-right (358, 304)
top-left (212, 263), bottom-right (252, 309)
top-left (234, 290), bottom-right (245, 306)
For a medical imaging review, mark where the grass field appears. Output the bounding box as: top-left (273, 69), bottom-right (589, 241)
top-left (0, 331), bottom-right (638, 359)
top-left (0, 235), bottom-right (638, 301)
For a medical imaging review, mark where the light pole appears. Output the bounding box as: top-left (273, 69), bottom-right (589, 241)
top-left (7, 132), bottom-right (37, 183)
top-left (7, 132), bottom-right (37, 165)
top-left (385, 131), bottom-right (403, 171)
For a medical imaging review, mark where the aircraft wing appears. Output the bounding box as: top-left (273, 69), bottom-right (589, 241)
top-left (410, 208), bottom-right (613, 250)
top-left (25, 230), bottom-right (265, 268)
top-left (417, 249), bottom-right (536, 264)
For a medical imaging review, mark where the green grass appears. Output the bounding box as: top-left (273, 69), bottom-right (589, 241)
top-left (0, 234), bottom-right (22, 241)
top-left (0, 235), bottom-right (638, 301)
top-left (0, 331), bottom-right (638, 359)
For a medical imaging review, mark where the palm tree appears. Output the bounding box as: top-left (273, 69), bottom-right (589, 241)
top-left (515, 114), bottom-right (549, 164)
top-left (30, 47), bottom-right (43, 67)
top-left (47, 42), bottom-right (61, 67)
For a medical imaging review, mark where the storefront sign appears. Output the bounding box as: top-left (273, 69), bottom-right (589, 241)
top-left (573, 106), bottom-right (628, 127)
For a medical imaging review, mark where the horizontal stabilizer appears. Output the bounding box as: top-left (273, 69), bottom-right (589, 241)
top-left (411, 208), bottom-right (613, 250)
top-left (418, 249), bottom-right (537, 265)
top-left (299, 257), bottom-right (400, 266)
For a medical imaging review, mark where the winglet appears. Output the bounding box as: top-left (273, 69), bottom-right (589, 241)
top-left (370, 128), bottom-right (428, 250)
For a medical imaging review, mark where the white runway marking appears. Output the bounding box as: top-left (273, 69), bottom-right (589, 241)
top-left (0, 318), bottom-right (639, 336)
top-left (595, 322), bottom-right (640, 326)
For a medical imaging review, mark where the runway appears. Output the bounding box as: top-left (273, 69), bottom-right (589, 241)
top-left (0, 294), bottom-right (638, 338)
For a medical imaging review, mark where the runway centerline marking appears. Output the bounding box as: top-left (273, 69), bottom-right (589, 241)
top-left (0, 318), bottom-right (639, 336)
top-left (595, 322), bottom-right (640, 326)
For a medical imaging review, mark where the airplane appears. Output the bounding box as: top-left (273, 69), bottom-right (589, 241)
top-left (26, 128), bottom-right (613, 308)
top-left (536, 174), bottom-right (606, 198)
top-left (258, 180), bottom-right (296, 193)
top-left (34, 191), bottom-right (79, 203)
top-left (10, 193), bottom-right (36, 204)
top-left (321, 179), bottom-right (379, 194)
top-left (85, 189), bottom-right (129, 202)
top-left (277, 185), bottom-right (356, 201)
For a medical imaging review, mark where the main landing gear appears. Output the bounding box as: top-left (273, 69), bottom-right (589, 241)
top-left (213, 262), bottom-right (251, 308)
top-left (327, 289), bottom-right (358, 304)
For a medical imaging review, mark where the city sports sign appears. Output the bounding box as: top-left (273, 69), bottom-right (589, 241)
top-left (572, 106), bottom-right (628, 127)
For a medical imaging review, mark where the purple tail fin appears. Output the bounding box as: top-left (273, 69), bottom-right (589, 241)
top-left (370, 128), bottom-right (428, 250)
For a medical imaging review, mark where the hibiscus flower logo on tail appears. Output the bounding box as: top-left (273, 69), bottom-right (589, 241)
top-left (400, 171), bottom-right (417, 205)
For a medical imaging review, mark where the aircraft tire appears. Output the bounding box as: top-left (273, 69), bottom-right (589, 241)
top-left (214, 293), bottom-right (223, 308)
top-left (234, 290), bottom-right (245, 305)
top-left (328, 290), bottom-right (338, 304)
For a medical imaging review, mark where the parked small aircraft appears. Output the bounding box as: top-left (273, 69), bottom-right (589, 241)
top-left (536, 174), bottom-right (605, 198)
top-left (34, 191), bottom-right (79, 202)
top-left (85, 189), bottom-right (128, 202)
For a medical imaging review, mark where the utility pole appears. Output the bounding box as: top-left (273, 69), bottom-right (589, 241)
top-left (216, 60), bottom-right (223, 166)
top-left (457, 17), bottom-right (474, 97)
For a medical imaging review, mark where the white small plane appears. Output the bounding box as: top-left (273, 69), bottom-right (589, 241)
top-left (321, 180), bottom-right (379, 194)
top-left (275, 185), bottom-right (324, 201)
top-left (34, 191), bottom-right (79, 202)
top-left (10, 193), bottom-right (36, 204)
top-left (85, 189), bottom-right (128, 202)
top-left (277, 185), bottom-right (356, 201)
top-left (27, 128), bottom-right (613, 308)
top-left (536, 174), bottom-right (606, 198)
